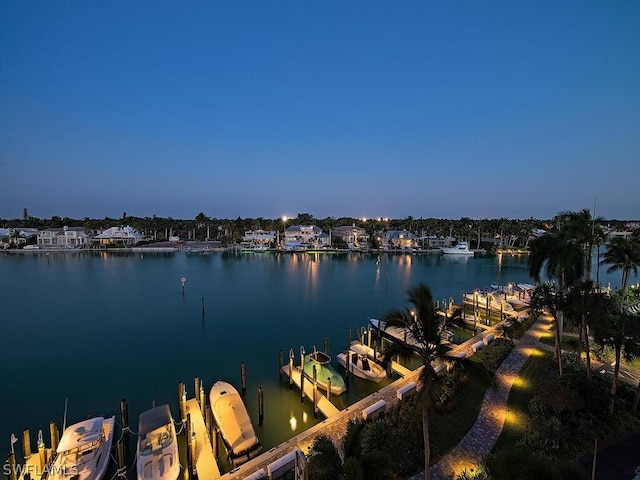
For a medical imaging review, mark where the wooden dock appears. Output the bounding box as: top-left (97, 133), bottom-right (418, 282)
top-left (185, 399), bottom-right (221, 480)
top-left (280, 365), bottom-right (340, 418)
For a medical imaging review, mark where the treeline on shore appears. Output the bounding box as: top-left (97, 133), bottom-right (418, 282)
top-left (1, 211), bottom-right (635, 248)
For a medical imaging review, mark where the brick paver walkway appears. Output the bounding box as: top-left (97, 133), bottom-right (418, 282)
top-left (409, 315), bottom-right (553, 480)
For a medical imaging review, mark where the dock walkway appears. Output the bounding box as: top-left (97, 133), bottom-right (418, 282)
top-left (185, 399), bottom-right (221, 480)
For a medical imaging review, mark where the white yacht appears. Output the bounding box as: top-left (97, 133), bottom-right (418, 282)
top-left (136, 405), bottom-right (180, 480)
top-left (49, 416), bottom-right (115, 480)
top-left (209, 381), bottom-right (262, 467)
top-left (441, 241), bottom-right (474, 255)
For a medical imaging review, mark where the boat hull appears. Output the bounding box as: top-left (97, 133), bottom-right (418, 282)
top-left (136, 405), bottom-right (180, 480)
top-left (302, 353), bottom-right (346, 395)
top-left (209, 381), bottom-right (262, 467)
top-left (50, 416), bottom-right (116, 480)
top-left (336, 350), bottom-right (386, 383)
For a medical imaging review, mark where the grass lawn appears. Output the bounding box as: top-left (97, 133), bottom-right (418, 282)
top-left (538, 331), bottom-right (580, 352)
top-left (430, 373), bottom-right (489, 461)
top-left (492, 349), bottom-right (554, 452)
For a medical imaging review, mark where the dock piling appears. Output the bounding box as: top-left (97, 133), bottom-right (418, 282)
top-left (300, 372), bottom-right (305, 402)
top-left (327, 378), bottom-right (331, 402)
top-left (313, 365), bottom-right (318, 418)
top-left (185, 414), bottom-right (193, 480)
top-left (201, 296), bottom-right (205, 316)
top-left (37, 430), bottom-right (45, 470)
top-left (199, 384), bottom-right (206, 418)
top-left (116, 440), bottom-right (126, 477)
top-left (7, 452), bottom-right (17, 480)
top-left (258, 387), bottom-right (264, 425)
top-left (22, 428), bottom-right (31, 460)
top-left (323, 336), bottom-right (328, 354)
top-left (348, 328), bottom-right (352, 346)
top-left (278, 349), bottom-right (283, 381)
top-left (49, 421), bottom-right (58, 452)
top-left (120, 399), bottom-right (130, 436)
top-left (288, 348), bottom-right (294, 389)
top-left (194, 376), bottom-right (200, 400)
top-left (241, 362), bottom-right (247, 396)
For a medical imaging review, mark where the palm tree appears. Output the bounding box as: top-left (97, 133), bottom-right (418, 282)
top-left (379, 283), bottom-right (485, 479)
top-left (527, 222), bottom-right (584, 376)
top-left (591, 295), bottom-right (640, 413)
top-left (600, 234), bottom-right (640, 312)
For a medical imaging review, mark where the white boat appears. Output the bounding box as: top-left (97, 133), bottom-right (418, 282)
top-left (49, 416), bottom-right (115, 480)
top-left (336, 343), bottom-right (386, 383)
top-left (136, 405), bottom-right (180, 480)
top-left (209, 381), bottom-right (262, 467)
top-left (441, 241), bottom-right (474, 255)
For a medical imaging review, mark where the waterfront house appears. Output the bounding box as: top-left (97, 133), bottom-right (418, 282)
top-left (37, 226), bottom-right (88, 248)
top-left (332, 225), bottom-right (369, 248)
top-left (242, 229), bottom-right (276, 247)
top-left (383, 230), bottom-right (418, 250)
top-left (284, 225), bottom-right (329, 249)
top-left (93, 226), bottom-right (144, 246)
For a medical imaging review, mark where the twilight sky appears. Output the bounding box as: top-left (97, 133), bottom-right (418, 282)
top-left (1, 1), bottom-right (639, 221)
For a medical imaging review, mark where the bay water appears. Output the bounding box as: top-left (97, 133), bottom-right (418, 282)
top-left (0, 250), bottom-right (629, 473)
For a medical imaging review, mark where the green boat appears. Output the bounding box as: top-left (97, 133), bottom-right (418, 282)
top-left (302, 348), bottom-right (346, 395)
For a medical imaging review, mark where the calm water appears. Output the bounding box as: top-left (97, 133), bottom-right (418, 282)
top-left (0, 250), bottom-right (630, 473)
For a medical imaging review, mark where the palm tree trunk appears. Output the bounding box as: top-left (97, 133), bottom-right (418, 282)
top-left (422, 405), bottom-right (430, 480)
top-left (555, 311), bottom-right (564, 377)
top-left (609, 344), bottom-right (622, 414)
top-left (584, 320), bottom-right (592, 384)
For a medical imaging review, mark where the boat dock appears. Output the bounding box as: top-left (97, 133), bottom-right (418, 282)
top-left (280, 365), bottom-right (340, 418)
top-left (185, 399), bottom-right (221, 480)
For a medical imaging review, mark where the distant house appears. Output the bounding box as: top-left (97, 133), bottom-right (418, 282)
top-left (332, 225), bottom-right (369, 248)
top-left (93, 226), bottom-right (144, 246)
top-left (37, 227), bottom-right (87, 248)
top-left (284, 225), bottom-right (329, 248)
top-left (383, 230), bottom-right (417, 249)
top-left (242, 229), bottom-right (276, 246)
top-left (419, 234), bottom-right (454, 248)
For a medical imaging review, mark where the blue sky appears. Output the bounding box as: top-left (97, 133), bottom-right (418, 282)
top-left (1, 1), bottom-right (639, 220)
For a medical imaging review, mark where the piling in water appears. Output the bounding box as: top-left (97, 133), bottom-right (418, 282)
top-left (117, 440), bottom-right (126, 476)
top-left (22, 429), bottom-right (31, 459)
top-left (258, 387), bottom-right (264, 425)
top-left (7, 453), bottom-right (17, 480)
top-left (194, 377), bottom-right (200, 400)
top-left (199, 384), bottom-right (206, 418)
top-left (323, 336), bottom-right (328, 354)
top-left (49, 421), bottom-right (58, 452)
top-left (300, 372), bottom-right (305, 402)
top-left (327, 377), bottom-right (331, 402)
top-left (120, 399), bottom-right (130, 436)
top-left (185, 414), bottom-right (192, 480)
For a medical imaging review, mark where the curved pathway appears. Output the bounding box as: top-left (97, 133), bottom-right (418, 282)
top-left (410, 314), bottom-right (554, 480)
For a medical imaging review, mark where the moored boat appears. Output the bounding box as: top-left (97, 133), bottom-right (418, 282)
top-left (337, 343), bottom-right (386, 383)
top-left (441, 241), bottom-right (474, 255)
top-left (302, 348), bottom-right (346, 395)
top-left (49, 416), bottom-right (115, 480)
top-left (209, 380), bottom-right (262, 467)
top-left (136, 405), bottom-right (180, 480)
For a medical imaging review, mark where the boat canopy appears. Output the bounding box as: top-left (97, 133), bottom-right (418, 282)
top-left (56, 417), bottom-right (104, 453)
top-left (138, 405), bottom-right (173, 436)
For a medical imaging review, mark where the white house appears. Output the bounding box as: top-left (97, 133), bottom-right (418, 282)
top-left (284, 225), bottom-right (329, 248)
top-left (37, 227), bottom-right (88, 248)
top-left (93, 226), bottom-right (144, 245)
top-left (242, 229), bottom-right (276, 246)
top-left (332, 225), bottom-right (369, 248)
top-left (383, 230), bottom-right (417, 249)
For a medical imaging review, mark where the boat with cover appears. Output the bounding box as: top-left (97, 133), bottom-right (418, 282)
top-left (336, 343), bottom-right (386, 383)
top-left (302, 347), bottom-right (346, 395)
top-left (136, 405), bottom-right (180, 480)
top-left (49, 416), bottom-right (115, 480)
top-left (441, 241), bottom-right (474, 255)
top-left (209, 380), bottom-right (262, 467)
